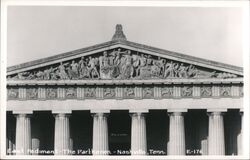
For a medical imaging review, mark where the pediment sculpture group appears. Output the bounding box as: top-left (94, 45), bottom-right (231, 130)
top-left (9, 49), bottom-right (237, 80)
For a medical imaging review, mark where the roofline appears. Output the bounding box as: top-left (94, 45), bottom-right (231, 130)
top-left (7, 40), bottom-right (243, 75)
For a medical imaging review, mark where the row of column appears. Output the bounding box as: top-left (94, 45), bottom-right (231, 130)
top-left (13, 111), bottom-right (243, 156)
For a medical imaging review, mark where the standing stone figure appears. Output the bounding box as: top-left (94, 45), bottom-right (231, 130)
top-left (164, 61), bottom-right (175, 78)
top-left (99, 51), bottom-right (111, 79)
top-left (70, 60), bottom-right (79, 79)
top-left (43, 68), bottom-right (51, 80)
top-left (173, 63), bottom-right (180, 77)
top-left (58, 62), bottom-right (69, 80)
top-left (121, 50), bottom-right (134, 79)
top-left (137, 54), bottom-right (147, 78)
top-left (78, 56), bottom-right (89, 78)
top-left (110, 50), bottom-right (122, 78)
top-left (88, 56), bottom-right (100, 79)
top-left (132, 54), bottom-right (140, 77)
top-left (158, 58), bottom-right (166, 77)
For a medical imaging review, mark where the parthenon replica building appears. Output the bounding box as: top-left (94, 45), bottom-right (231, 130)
top-left (6, 24), bottom-right (243, 157)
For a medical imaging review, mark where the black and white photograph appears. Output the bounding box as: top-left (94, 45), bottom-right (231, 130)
top-left (1, 0), bottom-right (249, 159)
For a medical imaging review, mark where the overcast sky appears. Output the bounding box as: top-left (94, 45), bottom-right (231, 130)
top-left (7, 6), bottom-right (243, 67)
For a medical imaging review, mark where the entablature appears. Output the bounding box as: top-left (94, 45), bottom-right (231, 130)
top-left (7, 78), bottom-right (243, 101)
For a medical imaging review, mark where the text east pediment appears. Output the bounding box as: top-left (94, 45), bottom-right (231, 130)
top-left (7, 48), bottom-right (241, 81)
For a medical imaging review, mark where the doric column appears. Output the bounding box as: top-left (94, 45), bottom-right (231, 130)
top-left (54, 113), bottom-right (71, 155)
top-left (15, 114), bottom-right (31, 155)
top-left (130, 112), bottom-right (147, 155)
top-left (92, 113), bottom-right (109, 155)
top-left (237, 112), bottom-right (243, 155)
top-left (208, 112), bottom-right (225, 155)
top-left (168, 112), bottom-right (186, 155)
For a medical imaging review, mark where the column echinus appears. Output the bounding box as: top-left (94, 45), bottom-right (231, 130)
top-left (208, 111), bottom-right (225, 155)
top-left (15, 112), bottom-right (32, 155)
top-left (53, 111), bottom-right (71, 155)
top-left (167, 109), bottom-right (186, 155)
top-left (92, 111), bottom-right (109, 155)
top-left (130, 110), bottom-right (147, 155)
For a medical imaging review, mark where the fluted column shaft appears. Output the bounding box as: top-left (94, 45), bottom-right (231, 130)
top-left (15, 114), bottom-right (31, 155)
top-left (131, 113), bottom-right (147, 155)
top-left (92, 113), bottom-right (109, 155)
top-left (168, 112), bottom-right (185, 155)
top-left (208, 112), bottom-right (225, 155)
top-left (54, 113), bottom-right (71, 155)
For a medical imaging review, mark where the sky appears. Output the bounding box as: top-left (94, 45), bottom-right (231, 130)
top-left (7, 6), bottom-right (243, 67)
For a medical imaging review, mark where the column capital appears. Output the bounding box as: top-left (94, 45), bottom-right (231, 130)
top-left (14, 113), bottom-right (32, 119)
top-left (54, 113), bottom-right (71, 118)
top-left (91, 109), bottom-right (110, 113)
top-left (52, 110), bottom-right (72, 114)
top-left (129, 112), bottom-right (147, 118)
top-left (207, 108), bottom-right (227, 112)
top-left (13, 110), bottom-right (33, 114)
top-left (92, 112), bottom-right (109, 118)
top-left (209, 111), bottom-right (224, 115)
top-left (167, 108), bottom-right (187, 113)
top-left (168, 112), bottom-right (184, 116)
top-left (207, 111), bottom-right (224, 116)
top-left (129, 109), bottom-right (148, 113)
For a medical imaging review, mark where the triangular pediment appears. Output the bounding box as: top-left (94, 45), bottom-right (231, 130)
top-left (7, 40), bottom-right (243, 81)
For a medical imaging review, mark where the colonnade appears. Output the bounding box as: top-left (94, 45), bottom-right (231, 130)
top-left (12, 110), bottom-right (242, 156)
